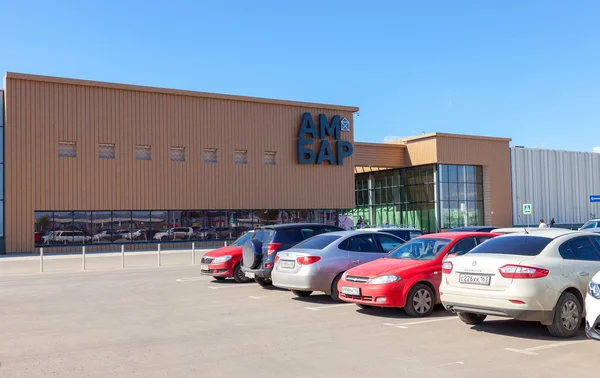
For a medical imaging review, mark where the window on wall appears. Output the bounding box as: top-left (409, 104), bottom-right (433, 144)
top-left (136, 145), bottom-right (152, 161)
top-left (439, 164), bottom-right (484, 229)
top-left (170, 147), bottom-right (186, 162)
top-left (234, 150), bottom-right (248, 164)
top-left (99, 143), bottom-right (116, 159)
top-left (264, 151), bottom-right (276, 165)
top-left (204, 148), bottom-right (218, 163)
top-left (58, 141), bottom-right (76, 158)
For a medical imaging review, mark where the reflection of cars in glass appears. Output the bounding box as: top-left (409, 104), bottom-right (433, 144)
top-left (93, 230), bottom-right (123, 242)
top-left (43, 230), bottom-right (90, 244)
top-left (241, 224), bottom-right (345, 286)
top-left (338, 232), bottom-right (496, 316)
top-left (446, 226), bottom-right (499, 233)
top-left (273, 231), bottom-right (405, 301)
top-left (200, 231), bottom-right (255, 282)
top-left (441, 230), bottom-right (600, 338)
top-left (122, 229), bottom-right (146, 240)
top-left (35, 232), bottom-right (44, 244)
top-left (195, 227), bottom-right (234, 240)
top-left (154, 227), bottom-right (195, 241)
top-left (586, 270), bottom-right (600, 340)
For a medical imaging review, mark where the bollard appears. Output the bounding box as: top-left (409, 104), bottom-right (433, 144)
top-left (158, 244), bottom-right (161, 266)
top-left (82, 246), bottom-right (86, 270)
top-left (40, 248), bottom-right (44, 273)
top-left (121, 245), bottom-right (125, 268)
top-left (192, 242), bottom-right (195, 265)
top-left (224, 241), bottom-right (227, 247)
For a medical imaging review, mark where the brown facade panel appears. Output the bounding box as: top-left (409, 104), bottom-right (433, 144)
top-left (5, 75), bottom-right (358, 253)
top-left (353, 142), bottom-right (406, 168)
top-left (403, 137), bottom-right (438, 166)
top-left (435, 135), bottom-right (512, 227)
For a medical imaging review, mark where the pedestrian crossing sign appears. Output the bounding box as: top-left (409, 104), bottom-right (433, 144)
top-left (523, 204), bottom-right (532, 215)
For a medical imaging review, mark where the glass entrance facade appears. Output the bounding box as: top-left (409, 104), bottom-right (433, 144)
top-left (347, 164), bottom-right (484, 233)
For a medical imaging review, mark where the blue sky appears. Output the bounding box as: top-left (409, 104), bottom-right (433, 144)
top-left (2, 0), bottom-right (599, 151)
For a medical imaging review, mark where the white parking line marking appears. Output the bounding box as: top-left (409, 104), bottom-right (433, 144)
top-left (208, 285), bottom-right (256, 289)
top-left (505, 340), bottom-right (590, 355)
top-left (304, 303), bottom-right (355, 311)
top-left (412, 361), bottom-right (464, 371)
top-left (249, 296), bottom-right (264, 299)
top-left (384, 317), bottom-right (458, 329)
top-left (175, 277), bottom-right (205, 282)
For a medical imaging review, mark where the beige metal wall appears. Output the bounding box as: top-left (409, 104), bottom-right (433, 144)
top-left (434, 134), bottom-right (512, 227)
top-left (4, 73), bottom-right (358, 253)
top-left (353, 142), bottom-right (406, 168)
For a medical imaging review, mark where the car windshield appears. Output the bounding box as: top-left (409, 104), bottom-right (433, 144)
top-left (293, 235), bottom-right (342, 250)
top-left (253, 229), bottom-right (275, 243)
top-left (469, 236), bottom-right (551, 256)
top-left (232, 232), bottom-right (254, 246)
top-left (387, 238), bottom-right (451, 260)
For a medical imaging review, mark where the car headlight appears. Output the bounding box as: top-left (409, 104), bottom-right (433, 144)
top-left (342, 271), bottom-right (348, 281)
top-left (368, 275), bottom-right (401, 284)
top-left (589, 280), bottom-right (600, 299)
top-left (212, 255), bottom-right (232, 264)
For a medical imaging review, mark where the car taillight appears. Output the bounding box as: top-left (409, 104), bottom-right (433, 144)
top-left (274, 255), bottom-right (280, 263)
top-left (296, 256), bottom-right (321, 265)
top-left (267, 243), bottom-right (282, 256)
top-left (442, 261), bottom-right (453, 274)
top-left (498, 264), bottom-right (549, 279)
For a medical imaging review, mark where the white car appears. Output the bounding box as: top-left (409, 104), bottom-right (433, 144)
top-left (441, 229), bottom-right (600, 338)
top-left (580, 219), bottom-right (600, 231)
top-left (586, 271), bottom-right (600, 340)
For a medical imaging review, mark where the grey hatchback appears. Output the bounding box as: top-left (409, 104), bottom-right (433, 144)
top-left (241, 223), bottom-right (344, 286)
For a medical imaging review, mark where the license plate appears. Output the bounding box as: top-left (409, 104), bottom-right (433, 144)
top-left (245, 272), bottom-right (255, 279)
top-left (341, 286), bottom-right (360, 296)
top-left (200, 264), bottom-right (209, 271)
top-left (459, 273), bottom-right (491, 286)
top-left (280, 260), bottom-right (295, 269)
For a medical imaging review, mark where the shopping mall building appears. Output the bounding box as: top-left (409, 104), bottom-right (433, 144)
top-left (1, 72), bottom-right (598, 253)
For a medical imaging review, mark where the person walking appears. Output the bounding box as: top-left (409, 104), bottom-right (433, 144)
top-left (549, 218), bottom-right (555, 228)
top-left (539, 219), bottom-right (548, 228)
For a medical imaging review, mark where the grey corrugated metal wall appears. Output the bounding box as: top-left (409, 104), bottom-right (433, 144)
top-left (511, 147), bottom-right (600, 227)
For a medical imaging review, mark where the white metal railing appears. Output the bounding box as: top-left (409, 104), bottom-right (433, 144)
top-left (36, 241), bottom-right (227, 273)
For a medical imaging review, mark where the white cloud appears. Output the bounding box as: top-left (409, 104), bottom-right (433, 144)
top-left (383, 136), bottom-right (406, 143)
top-left (594, 146), bottom-right (600, 153)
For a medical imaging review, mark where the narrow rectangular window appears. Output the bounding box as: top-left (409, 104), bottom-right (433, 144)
top-left (99, 143), bottom-right (116, 159)
top-left (170, 147), bottom-right (186, 162)
top-left (204, 148), bottom-right (218, 163)
top-left (234, 150), bottom-right (248, 164)
top-left (58, 141), bottom-right (76, 158)
top-left (264, 151), bottom-right (276, 165)
top-left (136, 145), bottom-right (152, 161)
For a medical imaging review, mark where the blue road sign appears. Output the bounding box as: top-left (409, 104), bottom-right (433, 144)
top-left (523, 204), bottom-right (532, 215)
top-left (590, 195), bottom-right (600, 203)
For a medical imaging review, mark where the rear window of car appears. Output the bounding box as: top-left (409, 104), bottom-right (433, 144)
top-left (253, 229), bottom-right (275, 244)
top-left (294, 235), bottom-right (342, 250)
top-left (469, 236), bottom-right (551, 256)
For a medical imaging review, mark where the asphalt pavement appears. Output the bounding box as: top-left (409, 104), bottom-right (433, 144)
top-left (1, 264), bottom-right (599, 377)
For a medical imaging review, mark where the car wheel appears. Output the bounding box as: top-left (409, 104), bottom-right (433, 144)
top-left (213, 277), bottom-right (226, 281)
top-left (233, 263), bottom-right (252, 283)
top-left (547, 292), bottom-right (582, 338)
top-left (292, 290), bottom-right (313, 297)
top-left (356, 304), bottom-right (374, 310)
top-left (254, 277), bottom-right (272, 287)
top-left (457, 312), bottom-right (487, 325)
top-left (330, 273), bottom-right (344, 302)
top-left (404, 283), bottom-right (435, 317)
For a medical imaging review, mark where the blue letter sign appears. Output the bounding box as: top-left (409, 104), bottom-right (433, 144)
top-left (297, 113), bottom-right (353, 165)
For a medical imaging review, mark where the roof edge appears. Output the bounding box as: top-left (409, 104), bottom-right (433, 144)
top-left (402, 132), bottom-right (511, 143)
top-left (4, 72), bottom-right (359, 112)
top-left (354, 141), bottom-right (407, 148)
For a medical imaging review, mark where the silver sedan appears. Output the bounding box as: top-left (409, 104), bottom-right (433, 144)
top-left (272, 231), bottom-right (405, 301)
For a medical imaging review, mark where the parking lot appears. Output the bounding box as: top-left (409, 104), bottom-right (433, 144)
top-left (0, 263), bottom-right (599, 378)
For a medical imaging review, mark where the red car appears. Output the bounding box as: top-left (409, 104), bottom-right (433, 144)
top-left (200, 231), bottom-right (255, 283)
top-left (337, 232), bottom-right (498, 317)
